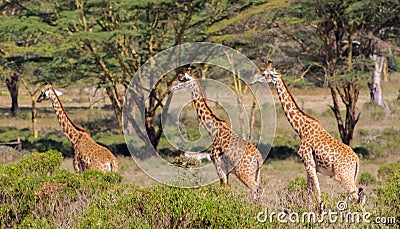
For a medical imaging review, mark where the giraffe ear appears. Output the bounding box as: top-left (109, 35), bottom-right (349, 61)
top-left (54, 90), bottom-right (63, 96)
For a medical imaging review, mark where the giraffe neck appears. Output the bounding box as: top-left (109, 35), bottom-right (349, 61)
top-left (191, 80), bottom-right (220, 138)
top-left (50, 89), bottom-right (85, 146)
top-left (275, 77), bottom-right (311, 137)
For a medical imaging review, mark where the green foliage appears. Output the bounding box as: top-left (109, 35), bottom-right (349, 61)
top-left (269, 134), bottom-right (300, 160)
top-left (377, 161), bottom-right (400, 181)
top-left (18, 214), bottom-right (55, 229)
top-left (18, 150), bottom-right (63, 175)
top-left (359, 172), bottom-right (378, 186)
top-left (357, 128), bottom-right (400, 159)
top-left (375, 162), bottom-right (400, 220)
top-left (77, 185), bottom-right (265, 228)
top-left (393, 56), bottom-right (400, 71)
top-left (284, 75), bottom-right (316, 88)
top-left (284, 176), bottom-right (307, 192)
top-left (276, 177), bottom-right (311, 212)
top-left (0, 126), bottom-right (31, 143)
top-left (0, 148), bottom-right (267, 228)
top-left (0, 150), bottom-right (122, 228)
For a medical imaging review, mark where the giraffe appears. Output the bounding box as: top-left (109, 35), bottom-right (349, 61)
top-left (168, 68), bottom-right (264, 200)
top-left (251, 61), bottom-right (365, 211)
top-left (36, 84), bottom-right (118, 173)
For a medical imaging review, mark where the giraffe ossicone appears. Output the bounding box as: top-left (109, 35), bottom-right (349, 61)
top-left (251, 60), bottom-right (365, 211)
top-left (36, 84), bottom-right (119, 173)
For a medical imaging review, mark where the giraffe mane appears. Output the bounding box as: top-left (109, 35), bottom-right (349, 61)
top-left (191, 74), bottom-right (227, 124)
top-left (50, 87), bottom-right (91, 135)
top-left (280, 77), bottom-right (321, 123)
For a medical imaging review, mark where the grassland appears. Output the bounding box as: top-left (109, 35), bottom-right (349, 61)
top-left (0, 78), bottom-right (399, 228)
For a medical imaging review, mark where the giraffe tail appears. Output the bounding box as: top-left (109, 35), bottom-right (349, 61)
top-left (108, 161), bottom-right (119, 172)
top-left (355, 160), bottom-right (365, 205)
top-left (354, 160), bottom-right (360, 183)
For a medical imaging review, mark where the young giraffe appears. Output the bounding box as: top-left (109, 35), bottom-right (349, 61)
top-left (251, 61), bottom-right (365, 211)
top-left (168, 68), bottom-right (264, 199)
top-left (36, 84), bottom-right (118, 173)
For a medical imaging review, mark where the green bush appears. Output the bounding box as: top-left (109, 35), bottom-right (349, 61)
top-left (377, 161), bottom-right (400, 181)
top-left (356, 128), bottom-right (400, 159)
top-left (359, 172), bottom-right (378, 186)
top-left (375, 162), bottom-right (400, 221)
top-left (77, 185), bottom-right (265, 228)
top-left (0, 150), bottom-right (122, 228)
top-left (276, 177), bottom-right (311, 211)
top-left (269, 134), bottom-right (300, 159)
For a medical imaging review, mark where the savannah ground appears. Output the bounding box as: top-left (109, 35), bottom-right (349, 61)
top-left (0, 77), bottom-right (399, 228)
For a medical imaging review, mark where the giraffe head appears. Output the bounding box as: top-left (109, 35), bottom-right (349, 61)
top-left (168, 67), bottom-right (196, 93)
top-left (36, 84), bottom-right (63, 103)
top-left (250, 60), bottom-right (281, 86)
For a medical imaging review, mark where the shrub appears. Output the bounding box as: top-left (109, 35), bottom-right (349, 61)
top-left (0, 150), bottom-right (122, 228)
top-left (359, 172), bottom-right (378, 186)
top-left (77, 185), bottom-right (266, 228)
top-left (375, 162), bottom-right (400, 221)
top-left (356, 128), bottom-right (400, 159)
top-left (377, 161), bottom-right (400, 181)
top-left (269, 134), bottom-right (300, 160)
top-left (276, 177), bottom-right (311, 211)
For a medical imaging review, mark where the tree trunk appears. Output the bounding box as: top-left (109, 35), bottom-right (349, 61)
top-left (105, 86), bottom-right (123, 131)
top-left (329, 81), bottom-right (360, 146)
top-left (5, 72), bottom-right (19, 117)
top-left (368, 54), bottom-right (390, 113)
top-left (31, 98), bottom-right (38, 138)
top-left (145, 89), bottom-right (163, 148)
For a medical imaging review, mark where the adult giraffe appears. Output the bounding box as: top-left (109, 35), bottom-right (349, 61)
top-left (36, 84), bottom-right (118, 173)
top-left (168, 68), bottom-right (264, 199)
top-left (251, 61), bottom-right (364, 211)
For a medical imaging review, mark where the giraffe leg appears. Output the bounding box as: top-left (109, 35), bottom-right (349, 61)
top-left (335, 165), bottom-right (365, 206)
top-left (234, 157), bottom-right (262, 201)
top-left (211, 147), bottom-right (229, 185)
top-left (305, 164), bottom-right (324, 212)
top-left (73, 155), bottom-right (83, 173)
top-left (299, 143), bottom-right (324, 212)
top-left (252, 167), bottom-right (263, 201)
top-left (213, 157), bottom-right (228, 185)
top-left (306, 174), bottom-right (315, 203)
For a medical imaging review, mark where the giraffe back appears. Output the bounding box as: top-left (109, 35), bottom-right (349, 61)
top-left (74, 134), bottom-right (119, 172)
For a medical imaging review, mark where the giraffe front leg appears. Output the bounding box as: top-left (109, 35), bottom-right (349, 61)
top-left (306, 174), bottom-right (315, 203)
top-left (299, 143), bottom-right (324, 212)
top-left (305, 164), bottom-right (323, 212)
top-left (211, 148), bottom-right (228, 185)
top-left (214, 157), bottom-right (228, 185)
top-left (73, 155), bottom-right (83, 173)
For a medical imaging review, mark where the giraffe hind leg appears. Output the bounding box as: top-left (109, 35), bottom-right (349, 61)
top-left (337, 171), bottom-right (364, 205)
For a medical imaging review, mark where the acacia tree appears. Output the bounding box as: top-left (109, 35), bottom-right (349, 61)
top-left (357, 1), bottom-right (400, 112)
top-left (273, 0), bottom-right (399, 145)
top-left (45, 0), bottom-right (217, 148)
top-left (0, 0), bottom-right (57, 123)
